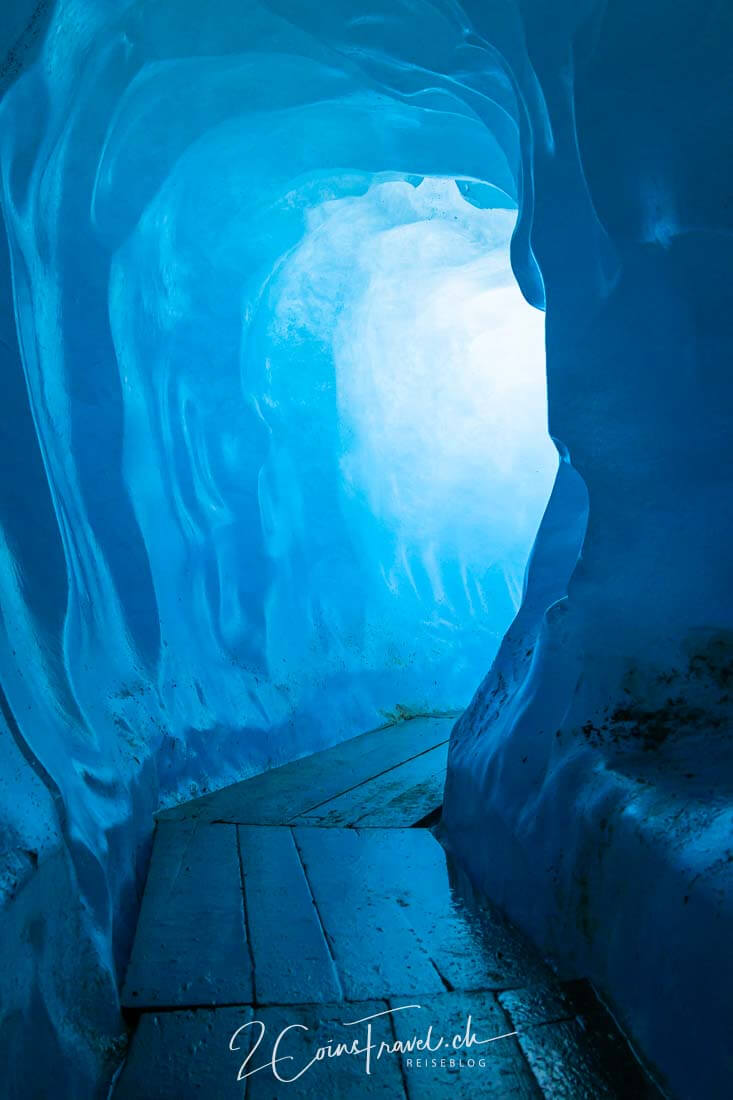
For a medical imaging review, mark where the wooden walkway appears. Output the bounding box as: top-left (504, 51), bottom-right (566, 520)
top-left (115, 717), bottom-right (660, 1098)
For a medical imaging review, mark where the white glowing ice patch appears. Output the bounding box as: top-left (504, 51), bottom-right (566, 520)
top-left (272, 177), bottom-right (556, 592)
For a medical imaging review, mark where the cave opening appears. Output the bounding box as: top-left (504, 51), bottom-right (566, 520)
top-left (103, 151), bottom-right (557, 800)
top-left (0, 0), bottom-right (555, 856)
top-left (142, 171), bottom-right (557, 790)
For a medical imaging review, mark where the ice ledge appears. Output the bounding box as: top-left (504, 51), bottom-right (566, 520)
top-left (443, 638), bottom-right (733, 1100)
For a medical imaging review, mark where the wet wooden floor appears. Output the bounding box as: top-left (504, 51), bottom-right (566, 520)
top-left (116, 717), bottom-right (661, 1098)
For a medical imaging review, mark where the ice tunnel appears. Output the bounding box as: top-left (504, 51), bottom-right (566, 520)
top-left (1, 0), bottom-right (733, 1098)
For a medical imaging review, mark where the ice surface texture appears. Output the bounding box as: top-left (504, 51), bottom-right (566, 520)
top-left (442, 2), bottom-right (733, 1098)
top-left (1, 0), bottom-right (732, 1097)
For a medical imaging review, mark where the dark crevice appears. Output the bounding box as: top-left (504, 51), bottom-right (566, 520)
top-left (412, 804), bottom-right (443, 828)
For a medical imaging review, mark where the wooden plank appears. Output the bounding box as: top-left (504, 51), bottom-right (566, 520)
top-left (291, 744), bottom-right (448, 828)
top-left (115, 1006), bottom-right (251, 1099)
top-left (294, 828), bottom-right (551, 1000)
top-left (389, 990), bottom-right (541, 1099)
top-left (245, 1001), bottom-right (406, 1099)
top-left (122, 821), bottom-right (252, 1008)
top-left (498, 980), bottom-right (601, 1030)
top-left (292, 827), bottom-right (446, 999)
top-left (157, 716), bottom-right (455, 825)
top-left (516, 1017), bottom-right (662, 1099)
top-left (238, 826), bottom-right (342, 1005)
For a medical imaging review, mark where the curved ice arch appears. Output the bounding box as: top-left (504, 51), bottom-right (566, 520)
top-left (0, 13), bottom-right (560, 1092)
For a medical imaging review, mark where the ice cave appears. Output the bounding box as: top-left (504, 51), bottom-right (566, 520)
top-left (0, 1), bottom-right (731, 1098)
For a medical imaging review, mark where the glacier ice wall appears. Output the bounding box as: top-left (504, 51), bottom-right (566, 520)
top-left (0, 1), bottom-right (557, 1093)
top-left (443, 1), bottom-right (733, 1098)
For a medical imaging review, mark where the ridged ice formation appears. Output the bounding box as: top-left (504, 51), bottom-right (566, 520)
top-left (0, 2), bottom-right (555, 1093)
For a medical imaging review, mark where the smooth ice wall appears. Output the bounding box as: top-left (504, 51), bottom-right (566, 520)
top-left (444, 1), bottom-right (733, 1097)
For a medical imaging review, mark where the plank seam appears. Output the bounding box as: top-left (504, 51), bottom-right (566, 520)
top-left (236, 826), bottom-right (258, 1006)
top-left (290, 827), bottom-right (345, 1002)
top-left (287, 739), bottom-right (449, 823)
top-left (386, 1001), bottom-right (411, 1100)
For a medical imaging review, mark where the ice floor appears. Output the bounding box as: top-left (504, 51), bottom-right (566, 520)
top-left (115, 717), bottom-right (660, 1098)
